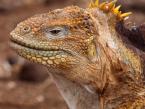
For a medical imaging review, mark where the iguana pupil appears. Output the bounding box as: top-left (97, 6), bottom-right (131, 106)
top-left (50, 29), bottom-right (61, 35)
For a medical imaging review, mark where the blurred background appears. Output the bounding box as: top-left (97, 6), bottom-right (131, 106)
top-left (0, 0), bottom-right (144, 109)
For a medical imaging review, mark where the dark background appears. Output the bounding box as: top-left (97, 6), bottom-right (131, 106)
top-left (0, 0), bottom-right (144, 109)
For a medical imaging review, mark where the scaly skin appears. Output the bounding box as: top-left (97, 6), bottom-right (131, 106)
top-left (10, 4), bottom-right (145, 109)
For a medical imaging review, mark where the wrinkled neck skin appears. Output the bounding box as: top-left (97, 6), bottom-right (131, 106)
top-left (49, 73), bottom-right (99, 109)
top-left (89, 8), bottom-right (144, 108)
top-left (47, 9), bottom-right (144, 109)
top-left (90, 8), bottom-right (143, 83)
top-left (47, 48), bottom-right (109, 109)
top-left (47, 55), bottom-right (107, 109)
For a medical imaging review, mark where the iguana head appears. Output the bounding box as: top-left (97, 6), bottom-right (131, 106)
top-left (10, 0), bottom-right (132, 69)
top-left (10, 6), bottom-right (98, 69)
top-left (10, 0), bottom-right (139, 94)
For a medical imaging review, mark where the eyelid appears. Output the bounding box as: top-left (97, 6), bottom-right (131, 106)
top-left (49, 27), bottom-right (64, 31)
top-left (44, 26), bottom-right (69, 39)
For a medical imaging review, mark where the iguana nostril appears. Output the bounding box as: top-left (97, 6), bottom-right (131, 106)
top-left (22, 26), bottom-right (31, 33)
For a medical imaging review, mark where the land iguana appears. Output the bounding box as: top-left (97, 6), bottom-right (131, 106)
top-left (10, 0), bottom-right (145, 109)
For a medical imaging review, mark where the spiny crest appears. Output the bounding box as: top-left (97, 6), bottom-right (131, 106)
top-left (89, 0), bottom-right (132, 20)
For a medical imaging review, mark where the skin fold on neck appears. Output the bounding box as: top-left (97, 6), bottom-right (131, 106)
top-left (89, 8), bottom-right (145, 108)
top-left (49, 73), bottom-right (99, 109)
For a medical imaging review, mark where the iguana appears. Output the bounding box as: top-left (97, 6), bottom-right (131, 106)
top-left (10, 0), bottom-right (145, 109)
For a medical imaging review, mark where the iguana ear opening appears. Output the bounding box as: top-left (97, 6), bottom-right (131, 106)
top-left (87, 40), bottom-right (98, 63)
top-left (88, 43), bottom-right (97, 62)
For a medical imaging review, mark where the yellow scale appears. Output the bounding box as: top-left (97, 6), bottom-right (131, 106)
top-left (89, 0), bottom-right (132, 20)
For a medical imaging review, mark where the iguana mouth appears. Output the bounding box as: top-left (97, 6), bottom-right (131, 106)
top-left (10, 41), bottom-right (63, 55)
top-left (10, 42), bottom-right (72, 66)
top-left (10, 37), bottom-right (73, 58)
top-left (10, 40), bottom-right (78, 67)
top-left (10, 37), bottom-right (61, 52)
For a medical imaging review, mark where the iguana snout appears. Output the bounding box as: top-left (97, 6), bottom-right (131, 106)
top-left (10, 6), bottom-right (97, 70)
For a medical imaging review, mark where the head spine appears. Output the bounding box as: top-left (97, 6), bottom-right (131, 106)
top-left (89, 0), bottom-right (132, 20)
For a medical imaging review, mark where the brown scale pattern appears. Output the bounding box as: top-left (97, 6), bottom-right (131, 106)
top-left (10, 2), bottom-right (145, 109)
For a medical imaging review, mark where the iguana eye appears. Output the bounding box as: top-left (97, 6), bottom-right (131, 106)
top-left (49, 29), bottom-right (61, 35)
top-left (45, 26), bottom-right (69, 39)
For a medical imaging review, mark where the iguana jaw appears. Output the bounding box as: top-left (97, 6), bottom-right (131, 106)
top-left (10, 36), bottom-right (79, 68)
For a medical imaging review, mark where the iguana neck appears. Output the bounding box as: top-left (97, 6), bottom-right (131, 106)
top-left (89, 8), bottom-right (145, 108)
top-left (49, 73), bottom-right (99, 109)
top-left (90, 8), bottom-right (143, 83)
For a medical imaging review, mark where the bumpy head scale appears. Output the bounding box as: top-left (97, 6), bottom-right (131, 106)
top-left (89, 0), bottom-right (132, 20)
